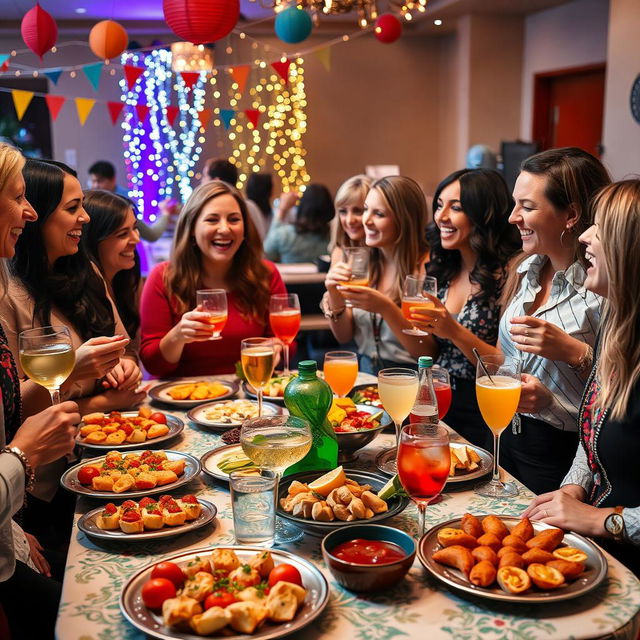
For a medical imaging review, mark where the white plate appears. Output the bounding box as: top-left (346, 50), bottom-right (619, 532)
top-left (149, 379), bottom-right (239, 408)
top-left (200, 444), bottom-right (258, 483)
top-left (188, 399), bottom-right (282, 431)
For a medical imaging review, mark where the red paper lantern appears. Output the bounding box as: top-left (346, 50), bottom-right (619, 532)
top-left (21, 3), bottom-right (58, 60)
top-left (89, 20), bottom-right (129, 60)
top-left (162, 0), bottom-right (239, 45)
top-left (374, 14), bottom-right (402, 44)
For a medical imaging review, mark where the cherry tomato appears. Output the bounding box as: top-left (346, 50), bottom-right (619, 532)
top-left (268, 563), bottom-right (303, 588)
top-left (141, 578), bottom-right (176, 609)
top-left (204, 590), bottom-right (237, 609)
top-left (150, 412), bottom-right (167, 425)
top-left (151, 562), bottom-right (185, 588)
top-left (77, 466), bottom-right (100, 485)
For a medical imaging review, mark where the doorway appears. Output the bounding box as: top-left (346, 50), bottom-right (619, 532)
top-left (532, 64), bottom-right (606, 157)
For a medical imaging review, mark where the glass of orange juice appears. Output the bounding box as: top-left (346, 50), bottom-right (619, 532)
top-left (401, 275), bottom-right (438, 336)
top-left (475, 354), bottom-right (522, 498)
top-left (196, 289), bottom-right (227, 340)
top-left (269, 293), bottom-right (301, 376)
top-left (323, 351), bottom-right (358, 397)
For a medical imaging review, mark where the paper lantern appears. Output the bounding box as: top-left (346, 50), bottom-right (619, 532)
top-left (21, 3), bottom-right (58, 60)
top-left (162, 0), bottom-right (239, 44)
top-left (89, 20), bottom-right (129, 60)
top-left (275, 7), bottom-right (312, 44)
top-left (374, 14), bottom-right (402, 44)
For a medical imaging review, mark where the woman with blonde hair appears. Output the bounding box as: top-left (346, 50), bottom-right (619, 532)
top-left (522, 179), bottom-right (640, 574)
top-left (323, 175), bottom-right (429, 373)
top-left (140, 180), bottom-right (287, 376)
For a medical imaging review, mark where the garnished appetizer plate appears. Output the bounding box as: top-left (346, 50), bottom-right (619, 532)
top-left (188, 399), bottom-right (281, 431)
top-left (150, 379), bottom-right (239, 408)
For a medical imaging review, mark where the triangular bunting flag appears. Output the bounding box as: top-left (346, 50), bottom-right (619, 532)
top-left (0, 59), bottom-right (8, 72)
top-left (244, 109), bottom-right (260, 129)
top-left (220, 109), bottom-right (235, 130)
top-left (197, 108), bottom-right (211, 129)
top-left (44, 68), bottom-right (63, 84)
top-left (107, 101), bottom-right (124, 125)
top-left (82, 62), bottom-right (103, 91)
top-left (44, 95), bottom-right (65, 121)
top-left (313, 47), bottom-right (331, 71)
top-left (11, 90), bottom-right (34, 121)
top-left (75, 97), bottom-right (95, 126)
top-left (165, 105), bottom-right (180, 126)
top-left (0, 54), bottom-right (10, 67)
top-left (123, 65), bottom-right (144, 90)
top-left (135, 104), bottom-right (150, 123)
top-left (180, 71), bottom-right (201, 90)
top-left (230, 65), bottom-right (250, 95)
top-left (271, 59), bottom-right (292, 84)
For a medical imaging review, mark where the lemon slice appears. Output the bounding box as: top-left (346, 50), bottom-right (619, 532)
top-left (378, 474), bottom-right (405, 500)
top-left (308, 466), bottom-right (347, 496)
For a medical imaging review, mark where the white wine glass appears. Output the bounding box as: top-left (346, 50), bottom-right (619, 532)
top-left (19, 325), bottom-right (75, 405)
top-left (241, 337), bottom-right (276, 417)
top-left (240, 415), bottom-right (312, 544)
top-left (196, 289), bottom-right (227, 340)
top-left (402, 275), bottom-right (438, 336)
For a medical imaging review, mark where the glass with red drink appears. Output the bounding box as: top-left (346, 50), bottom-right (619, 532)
top-left (432, 367), bottom-right (452, 419)
top-left (397, 423), bottom-right (450, 537)
top-left (269, 293), bottom-right (301, 376)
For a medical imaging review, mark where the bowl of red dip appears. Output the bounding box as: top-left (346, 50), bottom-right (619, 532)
top-left (321, 524), bottom-right (416, 592)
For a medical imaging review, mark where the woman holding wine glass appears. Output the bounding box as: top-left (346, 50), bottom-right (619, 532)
top-left (140, 181), bottom-right (289, 376)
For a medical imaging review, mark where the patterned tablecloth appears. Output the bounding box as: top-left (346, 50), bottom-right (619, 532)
top-left (56, 375), bottom-right (640, 640)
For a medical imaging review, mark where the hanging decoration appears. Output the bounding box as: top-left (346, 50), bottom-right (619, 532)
top-left (313, 47), bottom-right (331, 71)
top-left (230, 65), bottom-right (250, 95)
top-left (180, 71), bottom-right (201, 90)
top-left (107, 101), bottom-right (125, 125)
top-left (82, 61), bottom-right (103, 91)
top-left (274, 7), bottom-right (313, 44)
top-left (123, 64), bottom-right (145, 90)
top-left (89, 20), bottom-right (129, 61)
top-left (220, 109), bottom-right (235, 130)
top-left (165, 105), bottom-right (180, 126)
top-left (44, 94), bottom-right (65, 120)
top-left (44, 68), bottom-right (62, 84)
top-left (74, 97), bottom-right (95, 125)
top-left (12, 90), bottom-right (34, 120)
top-left (374, 13), bottom-right (402, 43)
top-left (271, 59), bottom-right (292, 84)
top-left (21, 3), bottom-right (58, 60)
top-left (162, 0), bottom-right (240, 45)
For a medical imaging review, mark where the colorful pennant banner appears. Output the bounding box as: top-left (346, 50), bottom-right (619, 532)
top-left (82, 61), bottom-right (103, 91)
top-left (135, 104), bottom-right (150, 123)
top-left (271, 59), bottom-right (292, 84)
top-left (180, 71), bottom-right (201, 90)
top-left (230, 65), bottom-right (250, 95)
top-left (244, 109), bottom-right (260, 129)
top-left (313, 47), bottom-right (331, 71)
top-left (12, 90), bottom-right (34, 120)
top-left (197, 108), bottom-right (212, 129)
top-left (107, 101), bottom-right (124, 125)
top-left (44, 94), bottom-right (65, 120)
top-left (165, 105), bottom-right (180, 126)
top-left (123, 65), bottom-right (144, 90)
top-left (44, 68), bottom-right (62, 84)
top-left (220, 109), bottom-right (235, 130)
top-left (75, 97), bottom-right (95, 125)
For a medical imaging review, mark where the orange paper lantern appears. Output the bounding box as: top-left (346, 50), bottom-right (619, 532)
top-left (21, 3), bottom-right (58, 60)
top-left (89, 20), bottom-right (129, 60)
top-left (163, 0), bottom-right (239, 44)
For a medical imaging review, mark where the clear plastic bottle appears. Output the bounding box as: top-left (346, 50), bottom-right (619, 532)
top-left (409, 356), bottom-right (439, 425)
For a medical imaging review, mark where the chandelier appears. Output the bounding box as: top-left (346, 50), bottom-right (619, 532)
top-left (250, 0), bottom-right (428, 28)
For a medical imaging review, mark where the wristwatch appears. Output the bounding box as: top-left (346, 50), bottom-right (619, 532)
top-left (604, 506), bottom-right (625, 542)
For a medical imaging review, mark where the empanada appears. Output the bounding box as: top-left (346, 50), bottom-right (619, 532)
top-left (501, 534), bottom-right (527, 553)
top-left (469, 560), bottom-right (497, 587)
top-left (471, 545), bottom-right (498, 566)
top-left (511, 517), bottom-right (534, 542)
top-left (546, 559), bottom-right (585, 579)
top-left (525, 528), bottom-right (564, 551)
top-left (461, 513), bottom-right (483, 538)
top-left (527, 563), bottom-right (565, 590)
top-left (432, 545), bottom-right (475, 576)
top-left (481, 515), bottom-right (509, 540)
top-left (437, 528), bottom-right (477, 549)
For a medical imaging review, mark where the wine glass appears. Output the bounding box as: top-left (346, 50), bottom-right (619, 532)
top-left (401, 275), bottom-right (438, 336)
top-left (474, 354), bottom-right (522, 498)
top-left (323, 351), bottom-right (358, 397)
top-left (19, 325), bottom-right (75, 405)
top-left (269, 293), bottom-right (300, 376)
top-left (432, 366), bottom-right (452, 419)
top-left (196, 289), bottom-right (227, 340)
top-left (240, 415), bottom-right (312, 544)
top-left (397, 422), bottom-right (450, 538)
top-left (241, 337), bottom-right (276, 417)
top-left (341, 247), bottom-right (369, 308)
top-left (377, 367), bottom-right (419, 474)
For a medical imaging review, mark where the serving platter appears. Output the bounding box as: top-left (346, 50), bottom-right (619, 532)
top-left (149, 379), bottom-right (239, 408)
top-left (200, 444), bottom-right (257, 483)
top-left (188, 399), bottom-right (282, 431)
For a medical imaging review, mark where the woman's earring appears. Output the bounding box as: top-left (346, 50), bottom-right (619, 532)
top-left (560, 226), bottom-right (573, 247)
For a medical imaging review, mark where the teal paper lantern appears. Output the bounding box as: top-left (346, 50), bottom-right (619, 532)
top-left (275, 7), bottom-right (312, 44)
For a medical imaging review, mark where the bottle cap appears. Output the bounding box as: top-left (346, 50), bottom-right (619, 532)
top-left (418, 356), bottom-right (433, 369)
top-left (297, 360), bottom-right (318, 374)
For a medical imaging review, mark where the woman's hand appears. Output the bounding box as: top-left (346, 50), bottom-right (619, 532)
top-left (517, 373), bottom-right (554, 413)
top-left (24, 532), bottom-right (51, 577)
top-left (336, 284), bottom-right (391, 314)
top-left (101, 386), bottom-right (147, 411)
top-left (70, 336), bottom-right (130, 383)
top-left (102, 358), bottom-right (142, 391)
top-left (325, 261), bottom-right (351, 290)
top-left (409, 293), bottom-right (459, 339)
top-left (520, 486), bottom-right (607, 537)
top-left (509, 316), bottom-right (587, 364)
top-left (173, 308), bottom-right (216, 344)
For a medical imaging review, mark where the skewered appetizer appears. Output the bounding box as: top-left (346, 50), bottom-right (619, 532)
top-left (76, 450), bottom-right (186, 493)
top-left (96, 495), bottom-right (203, 533)
top-left (78, 406), bottom-right (170, 445)
top-left (431, 513), bottom-right (588, 595)
top-left (167, 381), bottom-right (229, 401)
top-left (139, 549), bottom-right (307, 636)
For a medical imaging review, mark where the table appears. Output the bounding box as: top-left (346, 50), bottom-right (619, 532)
top-left (56, 376), bottom-right (640, 640)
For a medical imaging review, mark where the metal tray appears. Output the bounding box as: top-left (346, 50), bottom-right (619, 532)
top-left (149, 379), bottom-right (239, 408)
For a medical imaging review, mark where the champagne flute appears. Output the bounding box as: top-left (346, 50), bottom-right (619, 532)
top-left (474, 354), bottom-right (522, 498)
top-left (397, 422), bottom-right (450, 538)
top-left (431, 366), bottom-right (452, 419)
top-left (241, 337), bottom-right (276, 417)
top-left (341, 247), bottom-right (369, 308)
top-left (323, 351), bottom-right (358, 397)
top-left (196, 289), bottom-right (227, 340)
top-left (377, 367), bottom-right (419, 474)
top-left (19, 326), bottom-right (75, 405)
top-left (401, 275), bottom-right (438, 336)
top-left (240, 415), bottom-right (312, 544)
top-left (269, 293), bottom-right (300, 376)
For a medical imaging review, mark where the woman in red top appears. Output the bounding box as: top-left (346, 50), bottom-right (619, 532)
top-left (140, 181), bottom-right (287, 376)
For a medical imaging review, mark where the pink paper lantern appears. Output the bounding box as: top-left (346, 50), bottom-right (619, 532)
top-left (89, 20), bottom-right (129, 60)
top-left (374, 13), bottom-right (402, 44)
top-left (162, 0), bottom-right (240, 45)
top-left (21, 3), bottom-right (58, 60)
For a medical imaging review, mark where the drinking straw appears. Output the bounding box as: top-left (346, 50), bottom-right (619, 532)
top-left (473, 348), bottom-right (495, 384)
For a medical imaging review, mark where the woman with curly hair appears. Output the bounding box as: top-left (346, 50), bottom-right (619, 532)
top-left (410, 169), bottom-right (521, 446)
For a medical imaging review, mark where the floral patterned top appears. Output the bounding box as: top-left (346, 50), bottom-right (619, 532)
top-left (434, 281), bottom-right (500, 380)
top-left (0, 323), bottom-right (21, 440)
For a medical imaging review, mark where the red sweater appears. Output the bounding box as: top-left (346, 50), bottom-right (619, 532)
top-left (140, 261), bottom-right (288, 377)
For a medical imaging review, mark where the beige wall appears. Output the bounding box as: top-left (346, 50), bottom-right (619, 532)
top-left (601, 0), bottom-right (640, 179)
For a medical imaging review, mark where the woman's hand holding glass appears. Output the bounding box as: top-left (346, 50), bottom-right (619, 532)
top-left (335, 284), bottom-right (390, 314)
top-left (409, 293), bottom-right (458, 339)
top-left (517, 373), bottom-right (554, 413)
top-left (324, 261), bottom-right (352, 291)
top-left (174, 308), bottom-right (222, 344)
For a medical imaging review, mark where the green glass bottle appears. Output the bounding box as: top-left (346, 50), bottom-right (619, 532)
top-left (283, 360), bottom-right (337, 475)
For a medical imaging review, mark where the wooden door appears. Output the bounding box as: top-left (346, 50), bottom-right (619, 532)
top-left (532, 64), bottom-right (605, 157)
